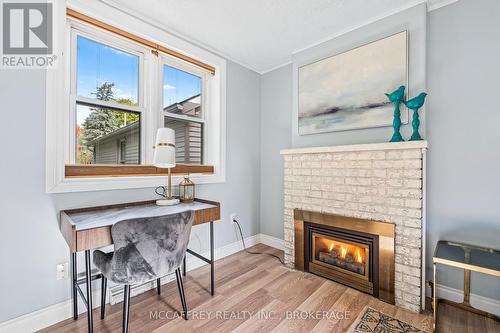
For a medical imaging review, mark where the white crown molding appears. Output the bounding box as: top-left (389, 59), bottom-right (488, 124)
top-left (291, 0), bottom-right (427, 56)
top-left (262, 0), bottom-right (459, 74)
top-left (260, 61), bottom-right (293, 75)
top-left (427, 0), bottom-right (460, 11)
top-left (98, 0), bottom-right (263, 74)
top-left (0, 234), bottom-right (281, 332)
top-left (94, 0), bottom-right (460, 75)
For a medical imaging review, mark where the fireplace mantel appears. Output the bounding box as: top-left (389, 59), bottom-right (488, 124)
top-left (281, 141), bottom-right (428, 155)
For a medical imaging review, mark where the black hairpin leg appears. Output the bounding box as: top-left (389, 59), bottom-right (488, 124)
top-left (84, 250), bottom-right (93, 333)
top-left (210, 221), bottom-right (215, 296)
top-left (157, 278), bottom-right (161, 295)
top-left (71, 252), bottom-right (78, 320)
top-left (100, 277), bottom-right (107, 319)
top-left (185, 221), bottom-right (215, 296)
top-left (175, 268), bottom-right (188, 320)
top-left (122, 285), bottom-right (131, 333)
top-left (183, 256), bottom-right (186, 276)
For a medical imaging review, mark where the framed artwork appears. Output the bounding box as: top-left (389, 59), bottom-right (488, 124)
top-left (298, 31), bottom-right (408, 135)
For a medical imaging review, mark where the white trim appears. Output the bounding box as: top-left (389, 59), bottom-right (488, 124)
top-left (46, 0), bottom-right (227, 193)
top-left (260, 61), bottom-right (293, 75)
top-left (291, 1), bottom-right (427, 56)
top-left (280, 141), bottom-right (428, 155)
top-left (426, 283), bottom-right (500, 317)
top-left (101, 0), bottom-right (458, 75)
top-left (0, 234), bottom-right (281, 332)
top-left (0, 285), bottom-right (103, 333)
top-left (99, 0), bottom-right (263, 75)
top-left (427, 0), bottom-right (460, 11)
top-left (259, 234), bottom-right (285, 251)
top-left (75, 96), bottom-right (144, 113)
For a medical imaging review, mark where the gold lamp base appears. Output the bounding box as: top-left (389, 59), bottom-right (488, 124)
top-left (155, 167), bottom-right (179, 206)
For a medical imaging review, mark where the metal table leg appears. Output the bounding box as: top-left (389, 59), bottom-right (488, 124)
top-left (183, 256), bottom-right (186, 277)
top-left (463, 269), bottom-right (471, 306)
top-left (85, 250), bottom-right (93, 333)
top-left (210, 221), bottom-right (214, 296)
top-left (71, 252), bottom-right (78, 320)
top-left (433, 263), bottom-right (437, 332)
top-left (184, 221), bottom-right (216, 296)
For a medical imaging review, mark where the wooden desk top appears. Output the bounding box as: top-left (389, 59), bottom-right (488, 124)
top-left (60, 198), bottom-right (220, 252)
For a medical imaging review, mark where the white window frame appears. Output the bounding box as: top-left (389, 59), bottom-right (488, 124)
top-left (69, 22), bottom-right (148, 165)
top-left (160, 55), bottom-right (209, 165)
top-left (46, 2), bottom-right (226, 193)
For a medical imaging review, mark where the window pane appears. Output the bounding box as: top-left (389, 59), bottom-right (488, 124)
top-left (77, 36), bottom-right (139, 106)
top-left (163, 65), bottom-right (202, 118)
top-left (165, 117), bottom-right (203, 164)
top-left (76, 104), bottom-right (140, 164)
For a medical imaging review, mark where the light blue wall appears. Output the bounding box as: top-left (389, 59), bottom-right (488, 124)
top-left (426, 0), bottom-right (500, 300)
top-left (259, 0), bottom-right (500, 301)
top-left (291, 4), bottom-right (427, 148)
top-left (260, 65), bottom-right (292, 239)
top-left (0, 60), bottom-right (261, 321)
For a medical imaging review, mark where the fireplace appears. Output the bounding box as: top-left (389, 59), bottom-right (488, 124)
top-left (294, 209), bottom-right (395, 304)
top-left (306, 223), bottom-right (379, 297)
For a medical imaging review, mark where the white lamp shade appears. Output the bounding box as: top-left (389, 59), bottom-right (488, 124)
top-left (153, 128), bottom-right (176, 168)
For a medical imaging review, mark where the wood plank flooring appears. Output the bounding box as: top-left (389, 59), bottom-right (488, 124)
top-left (39, 244), bottom-right (498, 333)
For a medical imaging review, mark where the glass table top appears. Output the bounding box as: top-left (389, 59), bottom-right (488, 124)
top-left (434, 241), bottom-right (500, 273)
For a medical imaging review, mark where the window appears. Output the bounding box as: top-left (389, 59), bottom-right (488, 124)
top-left (46, 8), bottom-right (226, 192)
top-left (73, 35), bottom-right (143, 165)
top-left (162, 63), bottom-right (206, 164)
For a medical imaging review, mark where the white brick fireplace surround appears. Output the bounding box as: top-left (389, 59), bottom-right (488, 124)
top-left (281, 141), bottom-right (428, 312)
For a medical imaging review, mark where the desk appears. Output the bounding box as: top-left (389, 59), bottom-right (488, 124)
top-left (432, 240), bottom-right (500, 332)
top-left (60, 199), bottom-right (220, 333)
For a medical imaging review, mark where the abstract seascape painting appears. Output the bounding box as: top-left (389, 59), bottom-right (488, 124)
top-left (298, 31), bottom-right (408, 135)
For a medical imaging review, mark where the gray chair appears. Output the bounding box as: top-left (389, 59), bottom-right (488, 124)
top-left (93, 210), bottom-right (194, 333)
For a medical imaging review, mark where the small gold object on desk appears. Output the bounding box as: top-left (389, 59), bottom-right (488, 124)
top-left (432, 240), bottom-right (500, 332)
top-left (179, 174), bottom-right (195, 203)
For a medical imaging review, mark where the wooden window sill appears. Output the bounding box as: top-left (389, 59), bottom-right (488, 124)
top-left (65, 164), bottom-right (214, 178)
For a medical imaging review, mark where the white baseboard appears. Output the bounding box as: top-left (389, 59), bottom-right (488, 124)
top-left (0, 233), bottom-right (271, 333)
top-left (426, 283), bottom-right (500, 316)
top-left (259, 233), bottom-right (285, 250)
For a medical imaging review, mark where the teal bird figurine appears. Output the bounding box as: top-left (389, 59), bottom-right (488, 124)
top-left (385, 85), bottom-right (406, 142)
top-left (404, 92), bottom-right (427, 141)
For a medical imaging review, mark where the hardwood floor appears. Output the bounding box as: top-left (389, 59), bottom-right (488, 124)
top-left (39, 244), bottom-right (498, 333)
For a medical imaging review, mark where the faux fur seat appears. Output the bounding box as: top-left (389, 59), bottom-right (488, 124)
top-left (93, 210), bottom-right (194, 332)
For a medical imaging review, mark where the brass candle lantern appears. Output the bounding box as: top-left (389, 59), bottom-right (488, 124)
top-left (179, 175), bottom-right (195, 203)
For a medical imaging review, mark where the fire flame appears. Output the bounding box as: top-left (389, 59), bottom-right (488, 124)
top-left (356, 249), bottom-right (363, 263)
top-left (341, 247), bottom-right (347, 259)
top-left (325, 240), bottom-right (364, 264)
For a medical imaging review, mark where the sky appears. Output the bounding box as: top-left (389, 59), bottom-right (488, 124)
top-left (76, 35), bottom-right (201, 125)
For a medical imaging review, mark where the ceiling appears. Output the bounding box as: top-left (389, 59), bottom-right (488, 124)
top-left (104, 0), bottom-right (455, 73)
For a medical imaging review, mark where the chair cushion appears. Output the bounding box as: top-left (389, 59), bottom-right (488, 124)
top-left (93, 210), bottom-right (194, 285)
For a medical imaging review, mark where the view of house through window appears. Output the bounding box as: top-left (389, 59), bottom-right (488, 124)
top-left (72, 31), bottom-right (209, 166)
top-left (163, 64), bottom-right (204, 164)
top-left (75, 36), bottom-right (141, 164)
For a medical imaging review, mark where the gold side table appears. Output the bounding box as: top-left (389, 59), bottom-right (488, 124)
top-left (432, 240), bottom-right (500, 332)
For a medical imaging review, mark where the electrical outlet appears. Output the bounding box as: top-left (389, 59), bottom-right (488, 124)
top-left (56, 262), bottom-right (69, 280)
top-left (230, 213), bottom-right (238, 224)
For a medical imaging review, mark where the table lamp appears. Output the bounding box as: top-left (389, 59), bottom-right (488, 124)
top-left (153, 128), bottom-right (180, 206)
